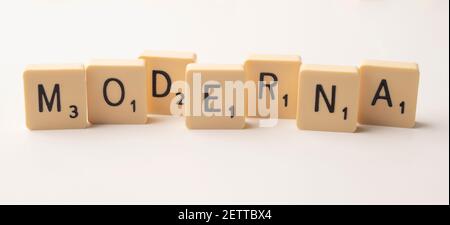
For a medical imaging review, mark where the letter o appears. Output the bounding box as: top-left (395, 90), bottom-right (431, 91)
top-left (103, 78), bottom-right (125, 106)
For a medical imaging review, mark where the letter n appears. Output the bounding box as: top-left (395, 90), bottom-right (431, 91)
top-left (315, 84), bottom-right (336, 113)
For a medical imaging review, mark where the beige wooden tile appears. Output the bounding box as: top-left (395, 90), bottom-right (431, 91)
top-left (185, 64), bottom-right (246, 129)
top-left (86, 60), bottom-right (148, 124)
top-left (358, 60), bottom-right (420, 128)
top-left (244, 54), bottom-right (301, 119)
top-left (23, 64), bottom-right (88, 130)
top-left (139, 51), bottom-right (196, 115)
top-left (297, 64), bottom-right (360, 132)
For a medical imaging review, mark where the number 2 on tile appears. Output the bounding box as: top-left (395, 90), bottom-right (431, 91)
top-left (176, 92), bottom-right (184, 106)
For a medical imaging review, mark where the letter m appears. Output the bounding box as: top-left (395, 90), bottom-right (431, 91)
top-left (38, 84), bottom-right (61, 112)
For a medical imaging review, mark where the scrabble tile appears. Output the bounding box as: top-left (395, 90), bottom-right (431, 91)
top-left (23, 64), bottom-right (88, 130)
top-left (358, 60), bottom-right (420, 128)
top-left (297, 64), bottom-right (360, 132)
top-left (244, 54), bottom-right (301, 119)
top-left (185, 64), bottom-right (245, 129)
top-left (86, 60), bottom-right (147, 124)
top-left (139, 51), bottom-right (196, 115)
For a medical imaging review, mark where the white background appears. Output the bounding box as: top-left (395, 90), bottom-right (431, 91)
top-left (0, 0), bottom-right (448, 204)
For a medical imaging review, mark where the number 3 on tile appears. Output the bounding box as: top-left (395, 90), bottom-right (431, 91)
top-left (69, 105), bottom-right (78, 118)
